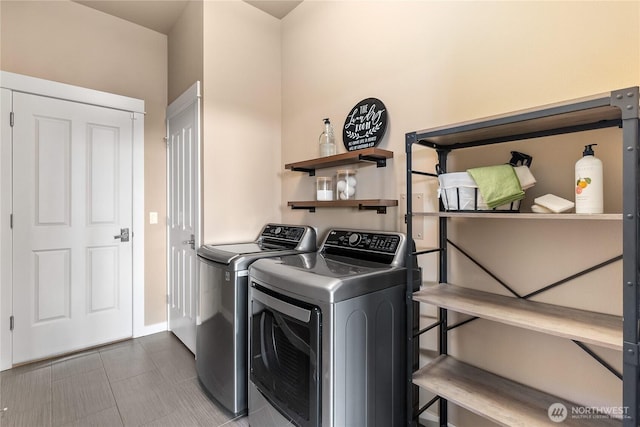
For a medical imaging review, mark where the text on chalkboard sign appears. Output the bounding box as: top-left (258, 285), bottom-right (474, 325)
top-left (342, 98), bottom-right (388, 151)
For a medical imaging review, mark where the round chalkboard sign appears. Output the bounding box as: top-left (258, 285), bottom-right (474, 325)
top-left (342, 98), bottom-right (388, 151)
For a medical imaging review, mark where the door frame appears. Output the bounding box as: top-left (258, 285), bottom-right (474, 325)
top-left (166, 81), bottom-right (202, 342)
top-left (0, 71), bottom-right (146, 370)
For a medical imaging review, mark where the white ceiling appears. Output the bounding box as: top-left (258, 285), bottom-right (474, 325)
top-left (243, 1), bottom-right (302, 19)
top-left (73, 0), bottom-right (303, 35)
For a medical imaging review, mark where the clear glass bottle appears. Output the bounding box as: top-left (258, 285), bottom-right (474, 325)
top-left (319, 118), bottom-right (336, 157)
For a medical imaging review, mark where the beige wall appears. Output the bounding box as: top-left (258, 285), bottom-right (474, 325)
top-left (168, 0), bottom-right (203, 104)
top-left (201, 0), bottom-right (282, 243)
top-left (281, 1), bottom-right (638, 425)
top-left (0, 0), bottom-right (168, 326)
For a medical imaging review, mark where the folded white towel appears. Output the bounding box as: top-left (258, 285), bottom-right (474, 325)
top-left (534, 194), bottom-right (575, 213)
top-left (514, 166), bottom-right (536, 190)
top-left (531, 204), bottom-right (553, 214)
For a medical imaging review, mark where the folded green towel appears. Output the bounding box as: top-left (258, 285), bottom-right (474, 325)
top-left (467, 164), bottom-right (524, 209)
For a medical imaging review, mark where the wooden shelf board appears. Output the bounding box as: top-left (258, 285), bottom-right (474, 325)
top-left (413, 355), bottom-right (619, 427)
top-left (284, 147), bottom-right (393, 172)
top-left (414, 283), bottom-right (622, 350)
top-left (288, 199), bottom-right (398, 209)
top-left (412, 211), bottom-right (623, 220)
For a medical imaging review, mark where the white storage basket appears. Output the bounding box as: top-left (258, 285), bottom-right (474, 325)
top-left (438, 172), bottom-right (496, 211)
top-left (438, 165), bottom-right (535, 212)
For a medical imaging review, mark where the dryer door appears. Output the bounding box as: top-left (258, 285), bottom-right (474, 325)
top-left (250, 283), bottom-right (321, 427)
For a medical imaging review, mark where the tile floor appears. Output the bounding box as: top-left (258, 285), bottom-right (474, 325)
top-left (0, 332), bottom-right (249, 427)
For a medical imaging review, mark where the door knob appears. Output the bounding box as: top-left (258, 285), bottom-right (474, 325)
top-left (114, 228), bottom-right (130, 242)
top-left (183, 234), bottom-right (195, 250)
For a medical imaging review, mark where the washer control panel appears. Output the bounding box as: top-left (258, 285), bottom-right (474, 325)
top-left (324, 230), bottom-right (401, 255)
top-left (261, 224), bottom-right (305, 242)
top-left (259, 224), bottom-right (317, 251)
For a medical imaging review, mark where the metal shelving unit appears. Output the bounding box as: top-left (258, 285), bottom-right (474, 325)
top-left (405, 87), bottom-right (640, 426)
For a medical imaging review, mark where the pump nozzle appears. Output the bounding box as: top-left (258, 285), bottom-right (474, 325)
top-left (583, 144), bottom-right (597, 156)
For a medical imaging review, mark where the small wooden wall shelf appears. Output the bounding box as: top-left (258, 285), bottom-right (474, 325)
top-left (285, 148), bottom-right (393, 176)
top-left (287, 199), bottom-right (398, 214)
top-left (285, 148), bottom-right (397, 214)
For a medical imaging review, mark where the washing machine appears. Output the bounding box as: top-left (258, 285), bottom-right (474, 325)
top-left (196, 224), bottom-right (317, 416)
top-left (247, 229), bottom-right (415, 427)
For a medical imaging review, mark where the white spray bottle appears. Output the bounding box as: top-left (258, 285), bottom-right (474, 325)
top-left (575, 144), bottom-right (603, 214)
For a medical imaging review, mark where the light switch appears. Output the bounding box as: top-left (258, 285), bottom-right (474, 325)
top-left (149, 212), bottom-right (158, 224)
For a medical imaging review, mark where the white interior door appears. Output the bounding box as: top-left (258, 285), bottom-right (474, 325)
top-left (167, 82), bottom-right (201, 354)
top-left (12, 92), bottom-right (133, 364)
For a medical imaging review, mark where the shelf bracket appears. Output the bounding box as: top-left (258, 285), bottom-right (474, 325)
top-left (358, 204), bottom-right (387, 214)
top-left (291, 167), bottom-right (316, 176)
top-left (291, 206), bottom-right (316, 213)
top-left (358, 154), bottom-right (386, 167)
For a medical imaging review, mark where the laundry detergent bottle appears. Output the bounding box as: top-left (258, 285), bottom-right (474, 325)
top-left (575, 144), bottom-right (603, 214)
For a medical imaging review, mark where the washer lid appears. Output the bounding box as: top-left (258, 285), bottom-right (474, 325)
top-left (197, 224), bottom-right (317, 265)
top-left (198, 242), bottom-right (280, 264)
top-left (249, 253), bottom-right (406, 303)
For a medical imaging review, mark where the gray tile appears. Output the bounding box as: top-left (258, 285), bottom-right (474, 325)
top-left (52, 352), bottom-right (103, 381)
top-left (0, 332), bottom-right (246, 427)
top-left (141, 407), bottom-right (200, 427)
top-left (149, 344), bottom-right (196, 385)
top-left (100, 342), bottom-right (156, 383)
top-left (61, 406), bottom-right (123, 427)
top-left (98, 339), bottom-right (138, 354)
top-left (110, 370), bottom-right (180, 427)
top-left (0, 360), bottom-right (51, 379)
top-left (137, 332), bottom-right (184, 355)
top-left (0, 402), bottom-right (50, 427)
top-left (51, 349), bottom-right (98, 364)
top-left (220, 416), bottom-right (249, 427)
top-left (1, 365), bottom-right (51, 412)
top-left (51, 368), bottom-right (116, 426)
top-left (173, 378), bottom-right (234, 427)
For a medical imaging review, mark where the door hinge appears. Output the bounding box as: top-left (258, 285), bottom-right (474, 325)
top-left (9, 112), bottom-right (14, 127)
top-left (9, 213), bottom-right (12, 229)
top-left (9, 315), bottom-right (14, 331)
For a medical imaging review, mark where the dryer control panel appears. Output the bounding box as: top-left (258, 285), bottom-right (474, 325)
top-left (322, 229), bottom-right (406, 265)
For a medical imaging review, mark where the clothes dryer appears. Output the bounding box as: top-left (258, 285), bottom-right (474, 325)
top-left (248, 229), bottom-right (417, 427)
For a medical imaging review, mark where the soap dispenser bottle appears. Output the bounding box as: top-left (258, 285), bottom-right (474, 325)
top-left (575, 144), bottom-right (603, 214)
top-left (319, 118), bottom-right (336, 157)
